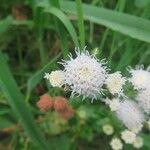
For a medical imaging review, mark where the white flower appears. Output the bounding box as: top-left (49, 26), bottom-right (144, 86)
top-left (61, 49), bottom-right (108, 99)
top-left (133, 136), bottom-right (143, 149)
top-left (44, 70), bottom-right (65, 87)
top-left (129, 65), bottom-right (150, 90)
top-left (116, 100), bottom-right (145, 132)
top-left (105, 72), bottom-right (126, 95)
top-left (110, 138), bottom-right (123, 150)
top-left (109, 98), bottom-right (120, 111)
top-left (137, 88), bottom-right (150, 114)
top-left (131, 124), bottom-right (143, 134)
top-left (121, 130), bottom-right (136, 144)
top-left (102, 124), bottom-right (114, 135)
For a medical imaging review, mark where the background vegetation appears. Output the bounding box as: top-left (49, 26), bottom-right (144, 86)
top-left (0, 0), bottom-right (150, 149)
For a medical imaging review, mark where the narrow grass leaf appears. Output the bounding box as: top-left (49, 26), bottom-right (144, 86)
top-left (60, 1), bottom-right (150, 43)
top-left (76, 0), bottom-right (85, 49)
top-left (49, 0), bottom-right (69, 59)
top-left (27, 53), bottom-right (61, 96)
top-left (44, 7), bottom-right (79, 47)
top-left (0, 52), bottom-right (48, 150)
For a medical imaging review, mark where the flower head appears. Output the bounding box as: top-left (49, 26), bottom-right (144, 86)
top-left (133, 136), bottom-right (143, 149)
top-left (108, 98), bottom-right (120, 111)
top-left (61, 49), bottom-right (107, 99)
top-left (105, 72), bottom-right (126, 95)
top-left (116, 100), bottom-right (145, 132)
top-left (37, 94), bottom-right (53, 112)
top-left (54, 96), bottom-right (74, 120)
top-left (54, 96), bottom-right (69, 112)
top-left (137, 88), bottom-right (150, 114)
top-left (110, 138), bottom-right (123, 150)
top-left (102, 124), bottom-right (114, 135)
top-left (121, 130), bottom-right (136, 144)
top-left (129, 65), bottom-right (150, 90)
top-left (44, 70), bottom-right (65, 87)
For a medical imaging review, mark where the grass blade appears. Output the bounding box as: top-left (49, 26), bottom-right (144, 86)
top-left (44, 6), bottom-right (79, 47)
top-left (76, 0), bottom-right (85, 49)
top-left (60, 1), bottom-right (150, 43)
top-left (0, 52), bottom-right (48, 150)
top-left (49, 0), bottom-right (69, 59)
top-left (26, 53), bottom-right (61, 99)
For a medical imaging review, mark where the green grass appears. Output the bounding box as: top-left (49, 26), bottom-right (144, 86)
top-left (0, 0), bottom-right (150, 149)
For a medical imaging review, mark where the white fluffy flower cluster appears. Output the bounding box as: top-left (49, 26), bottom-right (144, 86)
top-left (44, 48), bottom-right (148, 150)
top-left (105, 72), bottom-right (126, 95)
top-left (129, 65), bottom-right (150, 90)
top-left (44, 70), bottom-right (65, 87)
top-left (102, 124), bottom-right (114, 135)
top-left (137, 88), bottom-right (150, 114)
top-left (62, 50), bottom-right (107, 99)
top-left (129, 66), bottom-right (150, 115)
top-left (116, 100), bottom-right (145, 132)
top-left (121, 129), bottom-right (136, 144)
top-left (44, 48), bottom-right (129, 100)
top-left (110, 138), bottom-right (123, 150)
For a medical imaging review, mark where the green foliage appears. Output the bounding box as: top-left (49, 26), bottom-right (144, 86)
top-left (60, 1), bottom-right (150, 43)
top-left (0, 53), bottom-right (49, 149)
top-left (0, 0), bottom-right (149, 149)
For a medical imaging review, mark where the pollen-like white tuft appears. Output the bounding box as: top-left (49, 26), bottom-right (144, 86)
top-left (129, 65), bottom-right (150, 90)
top-left (121, 129), bottom-right (136, 144)
top-left (116, 100), bottom-right (145, 132)
top-left (136, 88), bottom-right (150, 114)
top-left (110, 138), bottom-right (123, 150)
top-left (133, 136), bottom-right (143, 149)
top-left (102, 124), bottom-right (114, 135)
top-left (108, 98), bottom-right (120, 111)
top-left (61, 49), bottom-right (107, 99)
top-left (44, 70), bottom-right (65, 87)
top-left (105, 72), bottom-right (126, 95)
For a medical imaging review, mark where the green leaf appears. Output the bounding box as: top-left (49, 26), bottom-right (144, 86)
top-left (44, 6), bottom-right (79, 46)
top-left (27, 53), bottom-right (61, 96)
top-left (76, 0), bottom-right (85, 49)
top-left (0, 52), bottom-right (48, 150)
top-left (0, 16), bottom-right (13, 35)
top-left (60, 1), bottom-right (150, 43)
top-left (0, 116), bottom-right (14, 129)
top-left (0, 104), bottom-right (11, 115)
top-left (140, 133), bottom-right (150, 148)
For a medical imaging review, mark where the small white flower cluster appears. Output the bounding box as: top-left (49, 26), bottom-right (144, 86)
top-left (44, 48), bottom-right (149, 150)
top-left (105, 72), bottom-right (126, 96)
top-left (102, 124), bottom-right (114, 135)
top-left (110, 129), bottom-right (143, 150)
top-left (116, 100), bottom-right (145, 132)
top-left (129, 65), bottom-right (150, 90)
top-left (44, 47), bottom-right (126, 100)
top-left (129, 65), bottom-right (150, 115)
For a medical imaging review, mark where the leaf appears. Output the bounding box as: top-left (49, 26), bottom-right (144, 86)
top-left (44, 6), bottom-right (79, 46)
top-left (0, 104), bottom-right (11, 115)
top-left (0, 16), bottom-right (13, 35)
top-left (140, 133), bottom-right (150, 148)
top-left (27, 53), bottom-right (61, 95)
top-left (48, 134), bottom-right (71, 150)
top-left (0, 116), bottom-right (14, 129)
top-left (60, 1), bottom-right (150, 43)
top-left (0, 52), bottom-right (49, 149)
